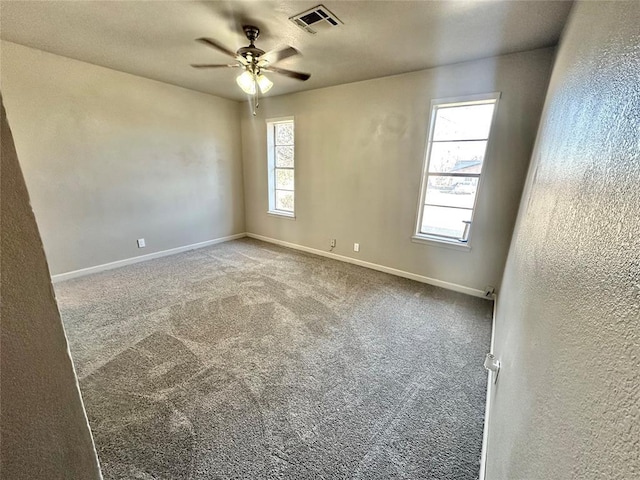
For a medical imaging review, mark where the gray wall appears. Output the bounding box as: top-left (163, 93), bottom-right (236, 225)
top-left (1, 98), bottom-right (102, 479)
top-left (1, 41), bottom-right (245, 276)
top-left (486, 1), bottom-right (640, 479)
top-left (241, 48), bottom-right (554, 293)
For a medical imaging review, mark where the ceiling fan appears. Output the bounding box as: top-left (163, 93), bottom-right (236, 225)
top-left (191, 25), bottom-right (310, 100)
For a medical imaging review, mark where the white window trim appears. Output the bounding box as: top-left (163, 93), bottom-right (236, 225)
top-left (266, 116), bottom-right (296, 218)
top-left (267, 211), bottom-right (296, 220)
top-left (413, 92), bottom-right (501, 249)
top-left (411, 234), bottom-right (472, 251)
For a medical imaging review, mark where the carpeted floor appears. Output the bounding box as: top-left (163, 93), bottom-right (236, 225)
top-left (56, 238), bottom-right (492, 480)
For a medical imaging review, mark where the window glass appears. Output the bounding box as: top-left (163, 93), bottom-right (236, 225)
top-left (420, 206), bottom-right (472, 239)
top-left (415, 97), bottom-right (498, 243)
top-left (275, 123), bottom-right (294, 145)
top-left (275, 168), bottom-right (294, 190)
top-left (428, 141), bottom-right (487, 174)
top-left (432, 104), bottom-right (495, 141)
top-left (276, 146), bottom-right (294, 168)
top-left (424, 177), bottom-right (479, 209)
top-left (275, 190), bottom-right (294, 212)
top-left (268, 119), bottom-right (295, 215)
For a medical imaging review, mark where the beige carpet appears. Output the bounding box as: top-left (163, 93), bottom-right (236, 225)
top-left (56, 238), bottom-right (492, 479)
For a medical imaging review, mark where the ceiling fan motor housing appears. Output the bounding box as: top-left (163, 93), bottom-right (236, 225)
top-left (243, 25), bottom-right (260, 45)
top-left (238, 26), bottom-right (265, 63)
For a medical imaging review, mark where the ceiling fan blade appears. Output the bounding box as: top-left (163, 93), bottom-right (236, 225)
top-left (265, 66), bottom-right (311, 81)
top-left (191, 63), bottom-right (240, 69)
top-left (196, 37), bottom-right (238, 59)
top-left (260, 46), bottom-right (300, 65)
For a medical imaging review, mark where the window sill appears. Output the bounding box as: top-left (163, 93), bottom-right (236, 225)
top-left (411, 234), bottom-right (471, 251)
top-left (267, 210), bottom-right (296, 220)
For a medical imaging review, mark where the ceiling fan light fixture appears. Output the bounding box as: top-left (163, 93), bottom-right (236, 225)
top-left (256, 74), bottom-right (273, 94)
top-left (236, 70), bottom-right (256, 95)
top-left (194, 25), bottom-right (309, 106)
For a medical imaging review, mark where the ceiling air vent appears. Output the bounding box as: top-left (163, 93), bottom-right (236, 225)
top-left (290, 5), bottom-right (342, 34)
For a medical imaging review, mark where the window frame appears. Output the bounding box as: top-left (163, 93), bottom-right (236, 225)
top-left (266, 116), bottom-right (296, 218)
top-left (413, 92), bottom-right (500, 250)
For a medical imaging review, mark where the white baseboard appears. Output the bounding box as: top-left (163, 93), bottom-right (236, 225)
top-left (246, 233), bottom-right (487, 298)
top-left (53, 231), bottom-right (489, 300)
top-left (51, 233), bottom-right (247, 283)
top-left (479, 293), bottom-right (498, 480)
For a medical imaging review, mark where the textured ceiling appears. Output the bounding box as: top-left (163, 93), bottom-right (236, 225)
top-left (0, 1), bottom-right (573, 101)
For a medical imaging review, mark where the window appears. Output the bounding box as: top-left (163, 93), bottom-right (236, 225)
top-left (414, 93), bottom-right (499, 247)
top-left (267, 117), bottom-right (295, 217)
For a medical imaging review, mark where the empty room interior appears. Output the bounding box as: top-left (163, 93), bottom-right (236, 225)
top-left (1, 1), bottom-right (638, 479)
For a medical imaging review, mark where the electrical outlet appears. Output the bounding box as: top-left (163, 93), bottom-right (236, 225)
top-left (353, 243), bottom-right (360, 252)
top-left (330, 239), bottom-right (336, 248)
top-left (137, 238), bottom-right (146, 248)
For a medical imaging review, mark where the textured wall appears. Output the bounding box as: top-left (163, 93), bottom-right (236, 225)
top-left (486, 1), bottom-right (640, 479)
top-left (1, 98), bottom-right (102, 478)
top-left (1, 41), bottom-right (244, 275)
top-left (241, 48), bottom-right (554, 293)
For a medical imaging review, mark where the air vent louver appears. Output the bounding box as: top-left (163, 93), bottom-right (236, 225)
top-left (290, 5), bottom-right (342, 34)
